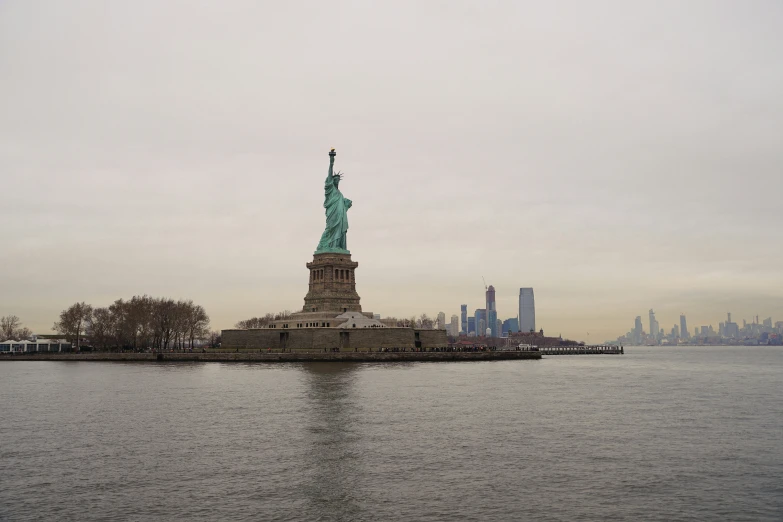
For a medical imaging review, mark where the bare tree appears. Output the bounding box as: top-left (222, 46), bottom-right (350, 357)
top-left (87, 307), bottom-right (116, 351)
top-left (419, 313), bottom-right (434, 329)
top-left (109, 298), bottom-right (131, 349)
top-left (1, 315), bottom-right (22, 340)
top-left (274, 310), bottom-right (293, 320)
top-left (127, 296), bottom-right (154, 349)
top-left (186, 304), bottom-right (210, 348)
top-left (53, 302), bottom-right (93, 351)
top-left (151, 298), bottom-right (177, 350)
top-left (171, 300), bottom-right (189, 350)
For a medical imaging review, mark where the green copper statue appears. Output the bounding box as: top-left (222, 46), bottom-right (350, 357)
top-left (315, 149), bottom-right (352, 254)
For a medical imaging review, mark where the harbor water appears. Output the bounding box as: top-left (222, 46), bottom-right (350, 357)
top-left (1, 346), bottom-right (781, 521)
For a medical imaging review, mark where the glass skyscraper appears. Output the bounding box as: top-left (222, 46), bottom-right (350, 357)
top-left (487, 310), bottom-right (497, 337)
top-left (503, 317), bottom-right (519, 335)
top-left (460, 304), bottom-right (468, 334)
top-left (518, 288), bottom-right (535, 333)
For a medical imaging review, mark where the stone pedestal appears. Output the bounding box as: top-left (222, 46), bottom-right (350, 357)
top-left (303, 253), bottom-right (361, 313)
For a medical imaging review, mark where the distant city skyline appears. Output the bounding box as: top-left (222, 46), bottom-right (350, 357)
top-left (451, 284), bottom-right (537, 338)
top-left (445, 280), bottom-right (779, 343)
top-left (617, 310), bottom-right (782, 345)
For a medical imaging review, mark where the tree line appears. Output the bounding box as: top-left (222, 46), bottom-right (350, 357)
top-left (234, 312), bottom-right (436, 329)
top-left (234, 311), bottom-right (294, 329)
top-left (382, 314), bottom-right (436, 329)
top-left (53, 296), bottom-right (211, 351)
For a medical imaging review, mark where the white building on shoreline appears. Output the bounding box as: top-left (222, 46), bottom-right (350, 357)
top-left (0, 340), bottom-right (72, 353)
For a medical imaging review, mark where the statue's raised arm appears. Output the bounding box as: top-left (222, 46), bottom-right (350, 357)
top-left (326, 148), bottom-right (335, 182)
top-left (315, 148), bottom-right (351, 254)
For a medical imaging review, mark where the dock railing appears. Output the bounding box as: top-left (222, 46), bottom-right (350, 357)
top-left (527, 345), bottom-right (624, 355)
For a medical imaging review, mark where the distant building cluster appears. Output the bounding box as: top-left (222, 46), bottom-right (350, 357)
top-left (616, 311), bottom-right (783, 346)
top-left (440, 286), bottom-right (537, 339)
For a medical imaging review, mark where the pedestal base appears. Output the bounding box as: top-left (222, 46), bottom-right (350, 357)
top-left (303, 253), bottom-right (362, 313)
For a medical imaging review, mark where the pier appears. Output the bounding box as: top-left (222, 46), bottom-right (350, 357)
top-left (536, 345), bottom-right (623, 355)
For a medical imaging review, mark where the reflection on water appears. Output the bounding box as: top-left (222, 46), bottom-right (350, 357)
top-left (300, 363), bottom-right (363, 520)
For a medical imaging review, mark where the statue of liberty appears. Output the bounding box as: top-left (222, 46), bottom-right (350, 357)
top-left (316, 149), bottom-right (352, 253)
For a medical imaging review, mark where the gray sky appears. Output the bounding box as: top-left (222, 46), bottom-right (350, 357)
top-left (2, 1), bottom-right (782, 341)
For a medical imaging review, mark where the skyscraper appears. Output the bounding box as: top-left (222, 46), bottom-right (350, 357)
top-left (451, 315), bottom-right (459, 337)
top-left (460, 304), bottom-right (468, 334)
top-left (503, 317), bottom-right (519, 335)
top-left (519, 288), bottom-right (535, 333)
top-left (680, 314), bottom-right (689, 339)
top-left (486, 285), bottom-right (495, 310)
top-left (649, 309), bottom-right (659, 342)
top-left (467, 317), bottom-right (476, 335)
top-left (496, 318), bottom-right (503, 338)
top-left (486, 285), bottom-right (497, 337)
top-left (437, 311), bottom-right (446, 330)
top-left (474, 308), bottom-right (486, 336)
top-left (487, 310), bottom-right (498, 336)
top-left (725, 312), bottom-right (739, 338)
top-left (634, 316), bottom-right (643, 344)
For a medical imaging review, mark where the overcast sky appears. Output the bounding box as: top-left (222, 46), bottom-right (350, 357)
top-left (2, 1), bottom-right (782, 341)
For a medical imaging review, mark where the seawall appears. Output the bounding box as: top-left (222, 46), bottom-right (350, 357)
top-left (221, 327), bottom-right (448, 351)
top-left (0, 351), bottom-right (542, 363)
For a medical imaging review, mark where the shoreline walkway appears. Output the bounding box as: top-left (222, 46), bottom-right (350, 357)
top-left (0, 351), bottom-right (542, 363)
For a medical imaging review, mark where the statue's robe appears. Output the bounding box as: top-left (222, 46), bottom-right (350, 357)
top-left (317, 174), bottom-right (351, 252)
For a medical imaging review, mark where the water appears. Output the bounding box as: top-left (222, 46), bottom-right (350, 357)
top-left (1, 346), bottom-right (781, 521)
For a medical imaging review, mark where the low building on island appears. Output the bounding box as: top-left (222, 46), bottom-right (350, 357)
top-left (0, 340), bottom-right (72, 353)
